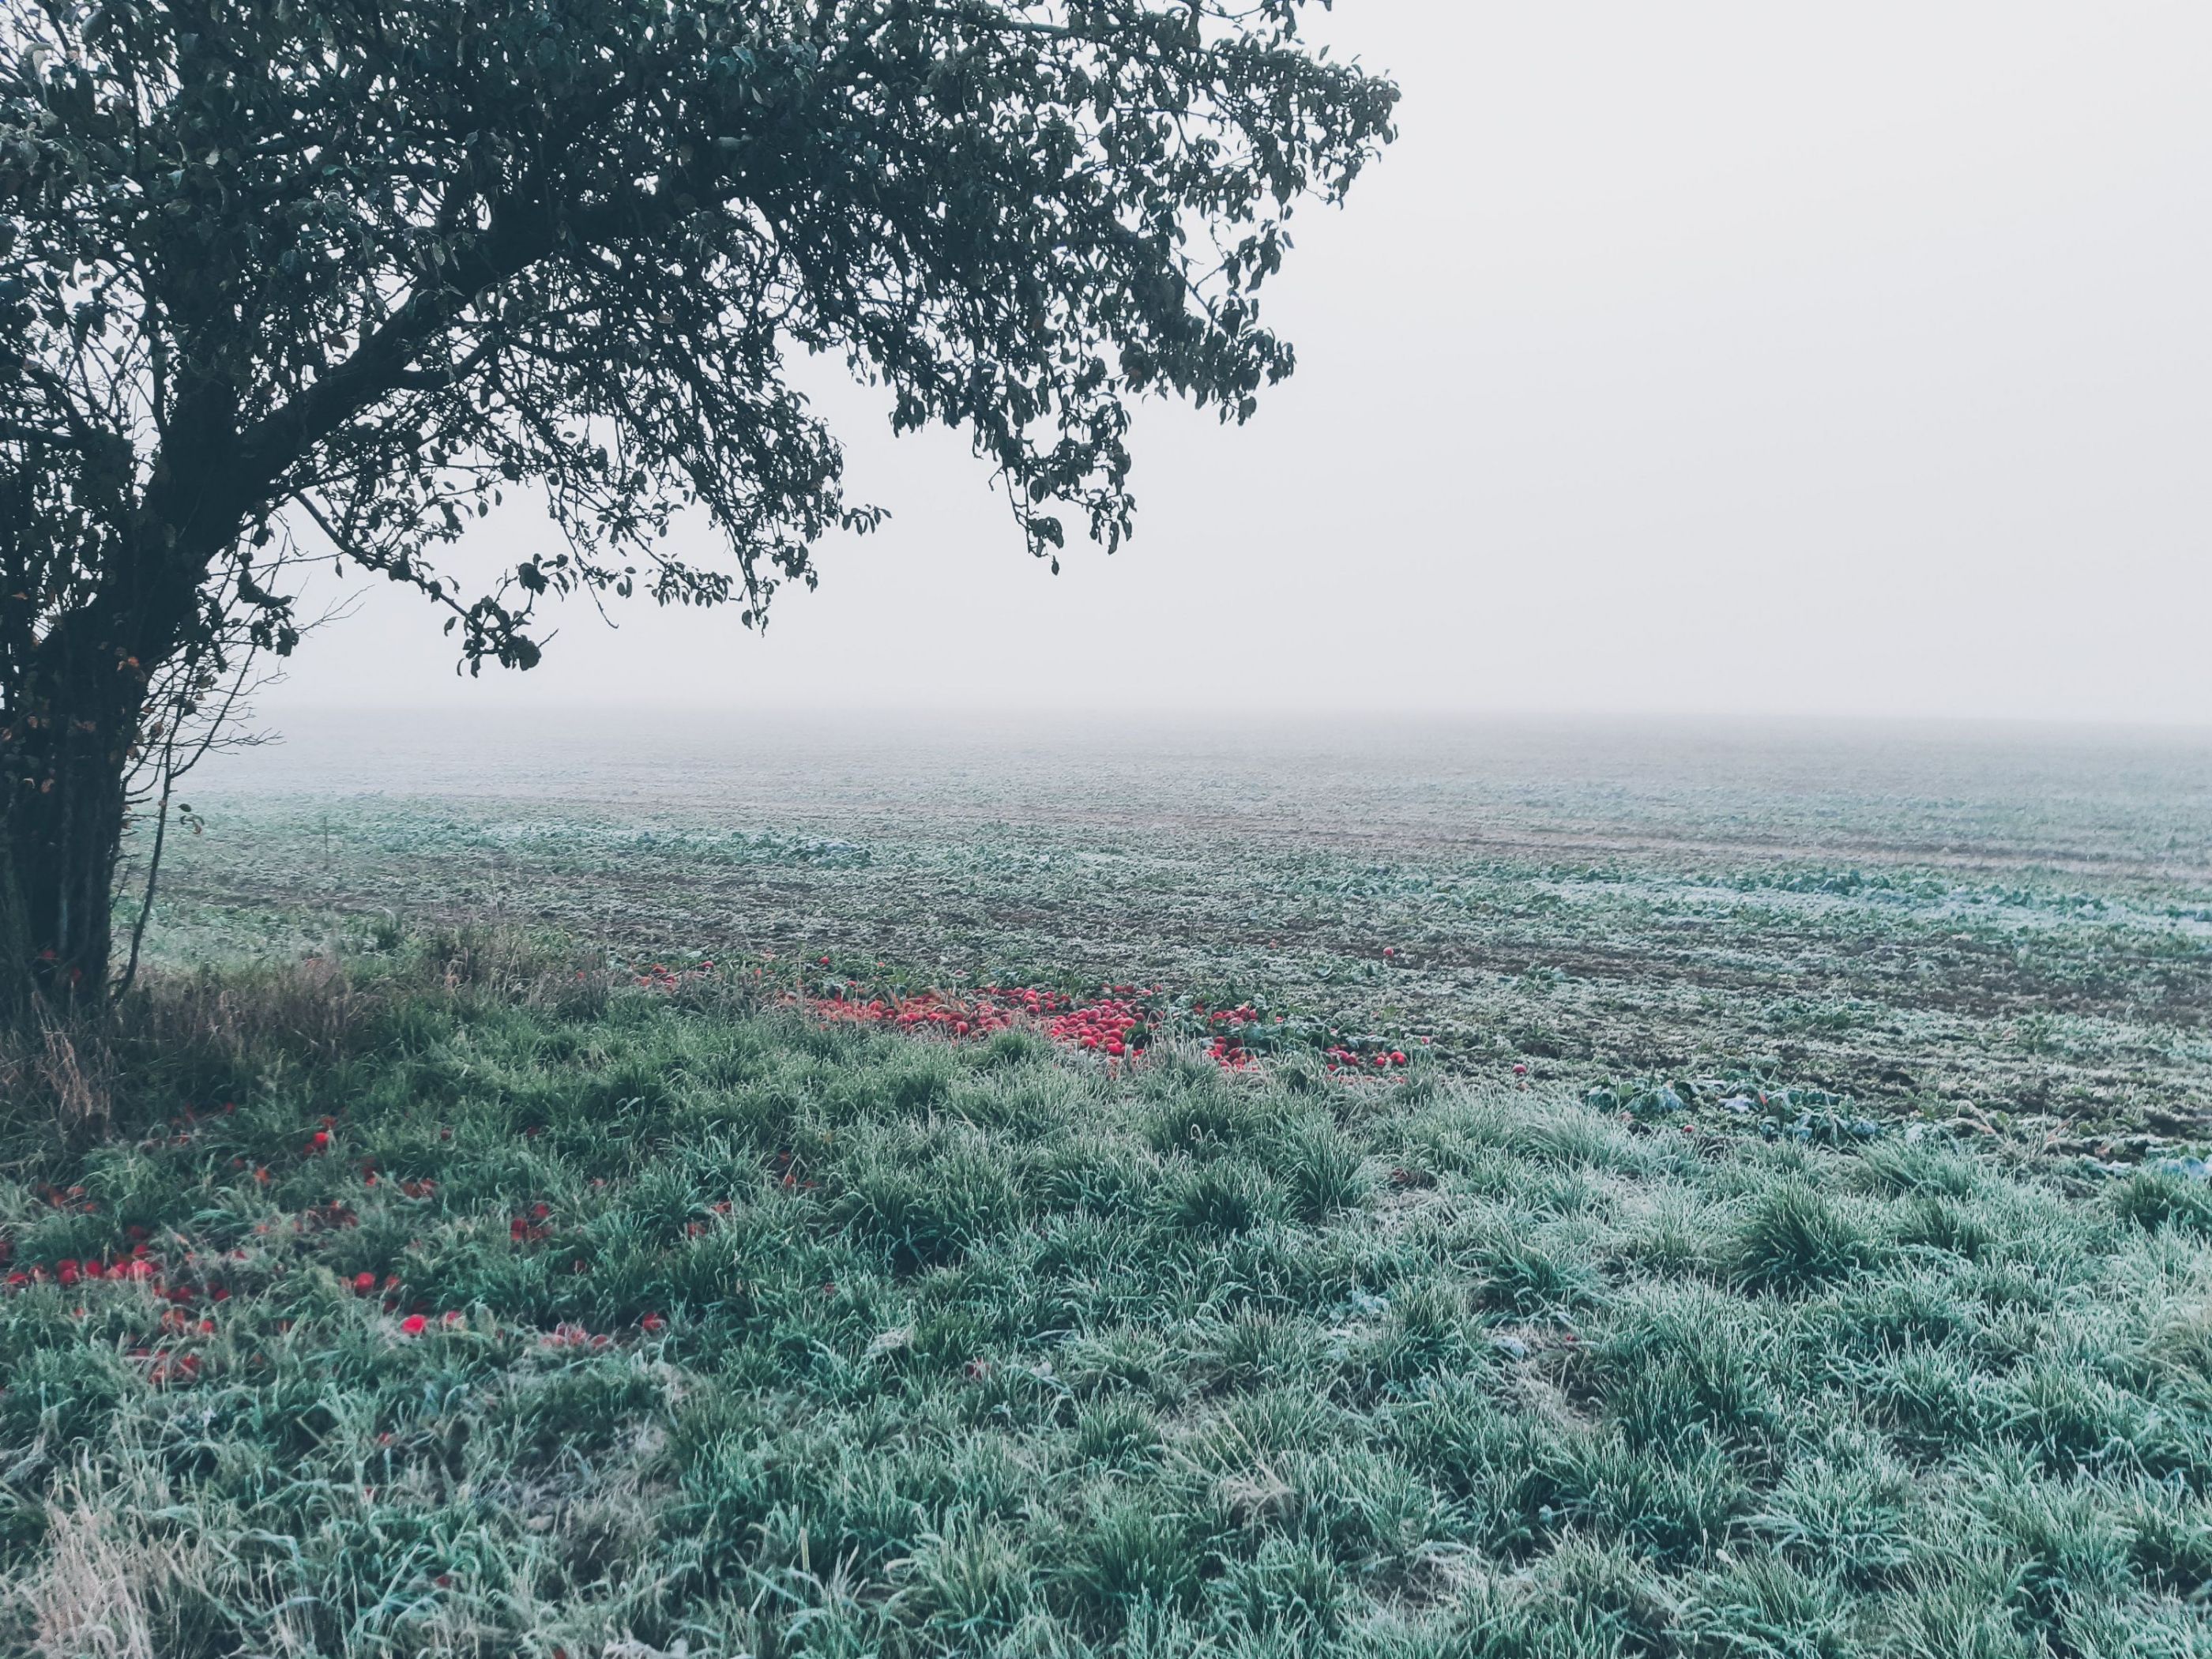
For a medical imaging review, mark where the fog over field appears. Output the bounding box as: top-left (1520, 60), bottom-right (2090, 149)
top-left (196, 709), bottom-right (2212, 871)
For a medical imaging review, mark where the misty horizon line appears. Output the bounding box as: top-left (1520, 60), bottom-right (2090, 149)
top-left (247, 701), bottom-right (2212, 742)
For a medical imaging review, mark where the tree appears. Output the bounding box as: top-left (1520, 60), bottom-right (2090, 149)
top-left (0, 0), bottom-right (1397, 1007)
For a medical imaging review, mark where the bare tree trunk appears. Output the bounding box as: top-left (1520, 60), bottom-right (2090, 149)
top-left (1, 634), bottom-right (140, 1012)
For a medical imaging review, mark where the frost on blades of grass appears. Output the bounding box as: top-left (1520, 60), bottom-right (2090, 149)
top-left (2, 936), bottom-right (2210, 1656)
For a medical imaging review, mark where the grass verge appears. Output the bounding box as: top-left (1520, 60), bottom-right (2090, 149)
top-left (2, 934), bottom-right (2210, 1657)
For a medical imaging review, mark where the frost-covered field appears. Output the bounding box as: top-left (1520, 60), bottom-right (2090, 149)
top-left (156, 712), bottom-right (2212, 1155)
top-left (9, 714), bottom-right (2212, 1656)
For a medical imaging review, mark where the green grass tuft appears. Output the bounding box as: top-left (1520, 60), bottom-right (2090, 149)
top-left (2, 948), bottom-right (2209, 1656)
top-left (1732, 1182), bottom-right (1883, 1293)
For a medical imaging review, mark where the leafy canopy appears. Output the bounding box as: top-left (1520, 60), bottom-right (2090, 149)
top-left (1, 0), bottom-right (1397, 671)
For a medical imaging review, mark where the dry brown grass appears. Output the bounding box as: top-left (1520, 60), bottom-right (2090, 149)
top-left (0, 925), bottom-right (604, 1166)
top-left (21, 1481), bottom-right (214, 1659)
top-left (0, 1014), bottom-right (117, 1149)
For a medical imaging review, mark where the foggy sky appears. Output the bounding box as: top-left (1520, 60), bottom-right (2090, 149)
top-left (263, 2), bottom-right (2212, 728)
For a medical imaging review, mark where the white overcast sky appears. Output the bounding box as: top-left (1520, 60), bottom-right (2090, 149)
top-left (267, 2), bottom-right (2212, 728)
